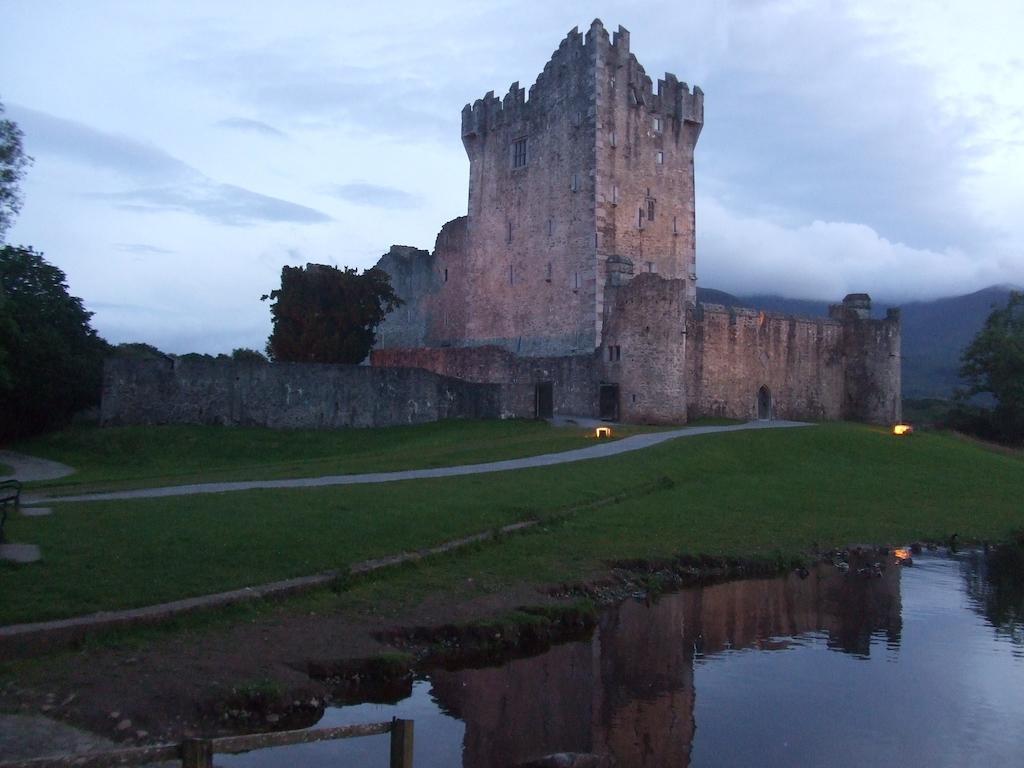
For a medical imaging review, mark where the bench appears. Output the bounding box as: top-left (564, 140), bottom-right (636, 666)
top-left (0, 479), bottom-right (22, 542)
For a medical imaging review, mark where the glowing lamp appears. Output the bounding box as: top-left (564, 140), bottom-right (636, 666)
top-left (893, 548), bottom-right (911, 561)
top-left (892, 424), bottom-right (913, 436)
top-left (595, 427), bottom-right (612, 439)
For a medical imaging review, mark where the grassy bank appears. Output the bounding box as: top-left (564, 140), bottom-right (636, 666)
top-left (3, 423), bottom-right (1022, 627)
top-left (0, 462), bottom-right (12, 477)
top-left (15, 420), bottom-right (653, 494)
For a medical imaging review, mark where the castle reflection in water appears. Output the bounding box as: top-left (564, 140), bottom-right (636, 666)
top-left (429, 560), bottom-right (902, 767)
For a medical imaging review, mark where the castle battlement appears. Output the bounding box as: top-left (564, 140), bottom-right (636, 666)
top-left (461, 20), bottom-right (702, 140)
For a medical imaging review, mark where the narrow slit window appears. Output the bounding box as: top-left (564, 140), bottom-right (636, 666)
top-left (444, 268), bottom-right (448, 282)
top-left (655, 151), bottom-right (664, 165)
top-left (512, 138), bottom-right (527, 168)
top-left (509, 264), bottom-right (514, 285)
top-left (612, 185), bottom-right (619, 205)
top-left (507, 221), bottom-right (513, 243)
top-left (570, 173), bottom-right (579, 192)
top-left (547, 218), bottom-right (554, 236)
top-left (609, 130), bottom-right (617, 147)
top-left (647, 199), bottom-right (655, 221)
top-left (638, 207), bottom-right (645, 229)
top-left (573, 271), bottom-right (580, 290)
top-left (546, 262), bottom-right (552, 282)
top-left (673, 215), bottom-right (678, 235)
top-left (653, 116), bottom-right (662, 132)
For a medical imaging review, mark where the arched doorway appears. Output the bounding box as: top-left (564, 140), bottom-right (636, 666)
top-left (757, 385), bottom-right (772, 420)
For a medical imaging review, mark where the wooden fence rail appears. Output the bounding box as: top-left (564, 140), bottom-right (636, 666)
top-left (0, 717), bottom-right (414, 768)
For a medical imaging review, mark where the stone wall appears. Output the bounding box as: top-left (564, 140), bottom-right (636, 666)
top-left (458, 24), bottom-right (600, 355)
top-left (600, 272), bottom-right (690, 424)
top-left (691, 304), bottom-right (846, 422)
top-left (371, 346), bottom-right (597, 419)
top-left (593, 21), bottom-right (702, 344)
top-left (101, 357), bottom-right (502, 429)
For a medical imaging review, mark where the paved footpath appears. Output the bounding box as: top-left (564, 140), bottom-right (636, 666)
top-left (0, 450), bottom-right (76, 482)
top-left (31, 420), bottom-right (809, 505)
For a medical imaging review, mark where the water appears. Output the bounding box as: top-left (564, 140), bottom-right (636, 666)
top-left (220, 551), bottom-right (1024, 767)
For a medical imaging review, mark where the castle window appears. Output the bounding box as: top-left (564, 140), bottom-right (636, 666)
top-left (509, 264), bottom-right (514, 285)
top-left (547, 218), bottom-right (554, 236)
top-left (571, 173), bottom-right (580, 192)
top-left (612, 185), bottom-right (619, 205)
top-left (647, 199), bottom-right (656, 221)
top-left (655, 151), bottom-right (664, 165)
top-left (444, 268), bottom-right (448, 282)
top-left (507, 221), bottom-right (513, 243)
top-left (673, 216), bottom-right (678, 235)
top-left (610, 130), bottom-right (617, 147)
top-left (512, 138), bottom-right (528, 168)
top-left (653, 116), bottom-right (662, 132)
top-left (573, 271), bottom-right (580, 291)
top-left (646, 261), bottom-right (655, 273)
top-left (638, 207), bottom-right (645, 229)
top-left (546, 262), bottom-right (552, 282)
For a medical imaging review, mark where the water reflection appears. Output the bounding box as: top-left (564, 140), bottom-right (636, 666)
top-left (959, 547), bottom-right (1024, 652)
top-left (430, 560), bottom-right (901, 767)
top-left (221, 551), bottom-right (1024, 768)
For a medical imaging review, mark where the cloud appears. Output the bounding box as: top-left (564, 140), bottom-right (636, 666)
top-left (179, 47), bottom-right (457, 141)
top-left (95, 182), bottom-right (332, 226)
top-left (697, 195), bottom-right (1009, 303)
top-left (216, 117), bottom-right (287, 138)
top-left (330, 182), bottom-right (420, 209)
top-left (11, 105), bottom-right (188, 179)
top-left (114, 242), bottom-right (175, 255)
top-left (9, 105), bottom-right (331, 226)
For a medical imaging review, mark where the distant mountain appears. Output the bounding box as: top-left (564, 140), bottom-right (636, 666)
top-left (695, 285), bottom-right (1016, 399)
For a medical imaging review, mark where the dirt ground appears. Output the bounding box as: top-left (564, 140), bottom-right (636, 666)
top-left (0, 581), bottom-right (557, 760)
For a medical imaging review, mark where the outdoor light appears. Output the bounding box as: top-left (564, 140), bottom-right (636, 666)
top-left (892, 424), bottom-right (913, 436)
top-left (595, 427), bottom-right (612, 438)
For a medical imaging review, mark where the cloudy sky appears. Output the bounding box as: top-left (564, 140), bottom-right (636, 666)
top-left (2, 0), bottom-right (1022, 353)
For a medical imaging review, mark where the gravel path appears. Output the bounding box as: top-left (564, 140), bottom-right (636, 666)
top-left (32, 420), bottom-right (809, 504)
top-left (0, 450), bottom-right (75, 482)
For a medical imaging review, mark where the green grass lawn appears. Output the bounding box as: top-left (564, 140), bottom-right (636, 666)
top-left (3, 423), bottom-right (1023, 627)
top-left (15, 420), bottom-right (655, 495)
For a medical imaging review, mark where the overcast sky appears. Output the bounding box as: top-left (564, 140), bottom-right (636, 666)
top-left (3, 0), bottom-right (1022, 353)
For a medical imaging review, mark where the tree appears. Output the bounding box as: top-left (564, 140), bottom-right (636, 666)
top-left (957, 290), bottom-right (1024, 444)
top-left (231, 347), bottom-right (267, 363)
top-left (262, 263), bottom-right (402, 364)
top-left (111, 342), bottom-right (167, 359)
top-left (0, 99), bottom-right (32, 242)
top-left (0, 246), bottom-right (109, 438)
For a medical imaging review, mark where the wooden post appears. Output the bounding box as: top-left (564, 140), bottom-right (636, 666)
top-left (389, 718), bottom-right (414, 768)
top-left (182, 737), bottom-right (214, 768)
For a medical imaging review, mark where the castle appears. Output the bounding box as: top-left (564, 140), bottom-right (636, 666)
top-left (371, 20), bottom-right (901, 425)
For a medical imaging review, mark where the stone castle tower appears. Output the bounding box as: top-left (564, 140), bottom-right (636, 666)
top-left (373, 20), bottom-right (902, 426)
top-left (376, 19), bottom-right (702, 357)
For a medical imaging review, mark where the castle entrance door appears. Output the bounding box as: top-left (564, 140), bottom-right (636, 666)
top-left (599, 384), bottom-right (619, 421)
top-left (757, 386), bottom-right (772, 420)
top-left (535, 382), bottom-right (553, 419)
